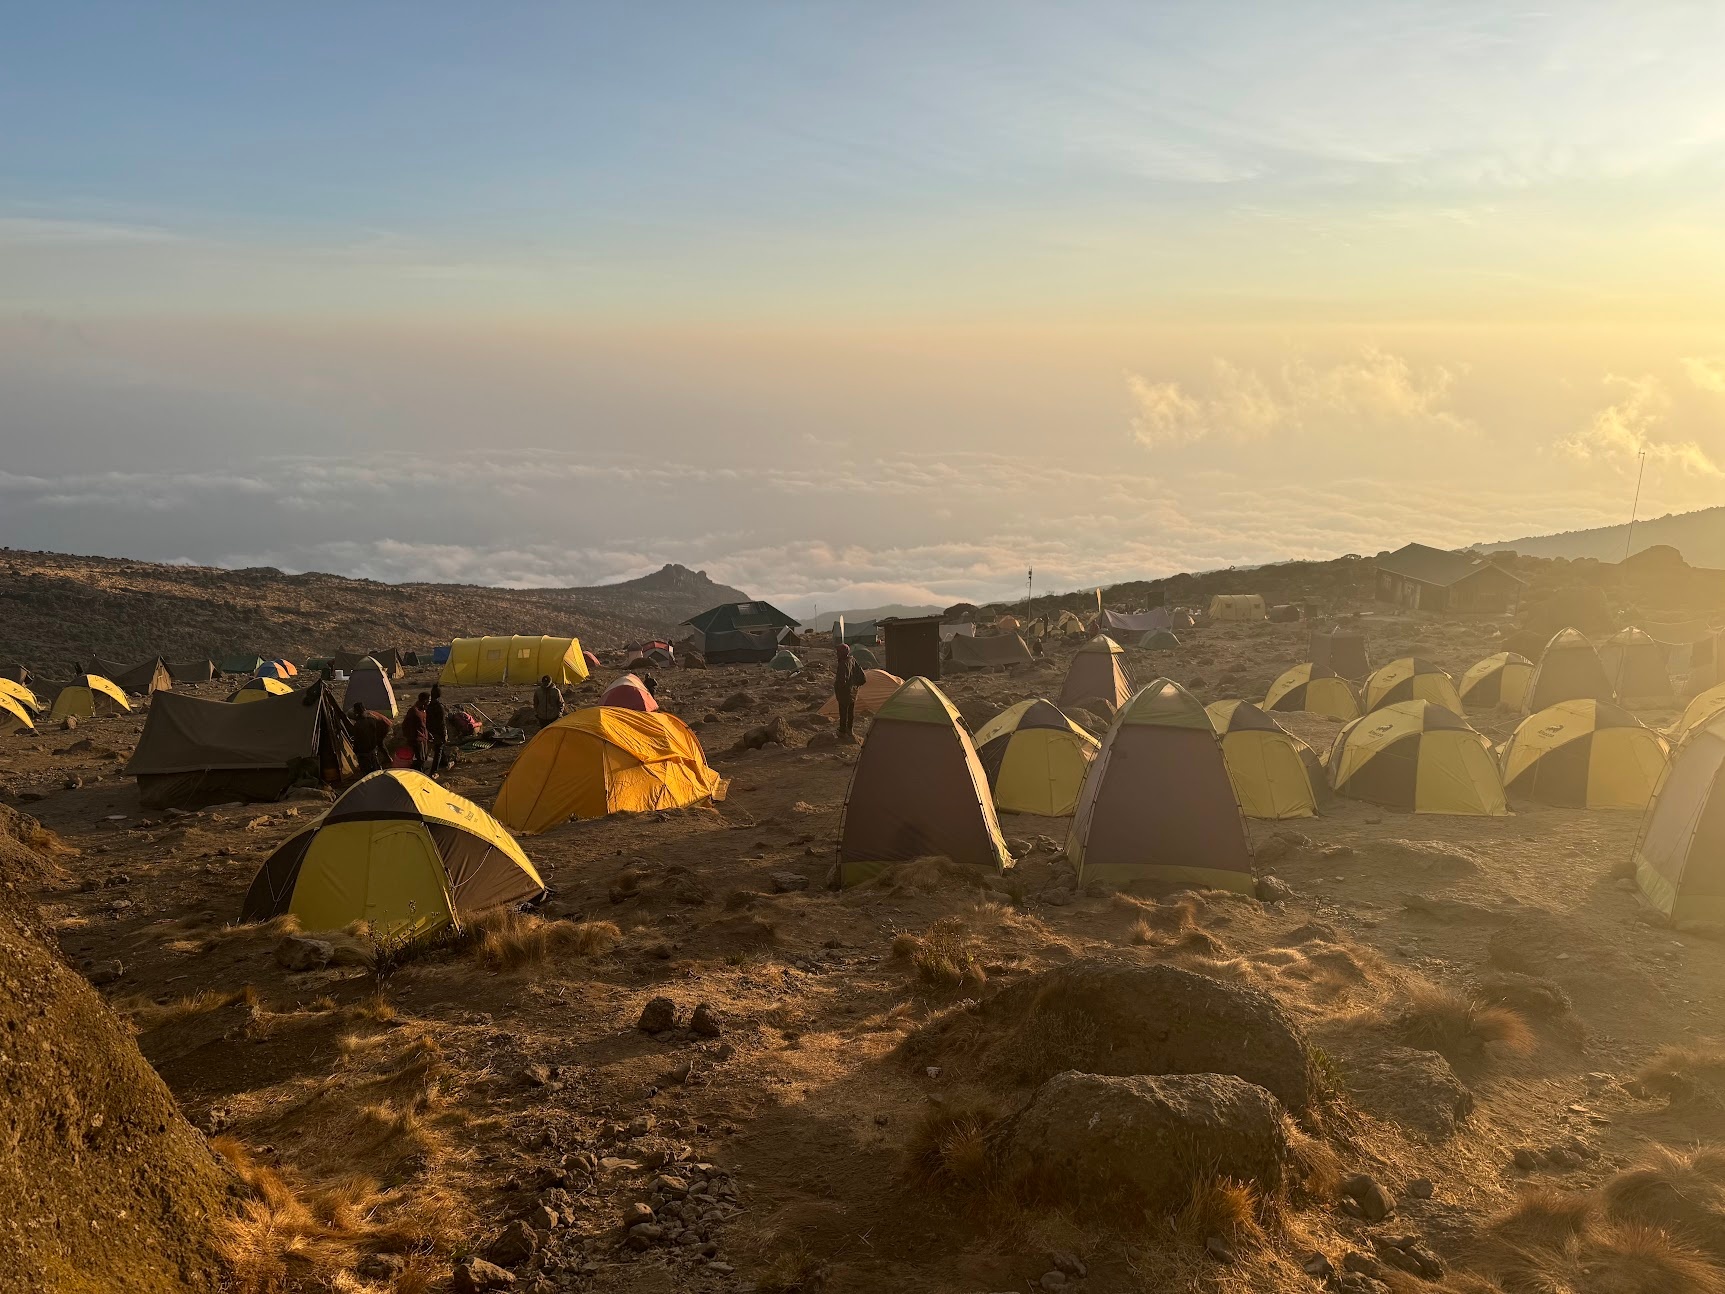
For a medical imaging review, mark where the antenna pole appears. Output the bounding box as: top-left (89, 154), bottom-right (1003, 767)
top-left (1026, 568), bottom-right (1033, 625)
top-left (1624, 449), bottom-right (1647, 562)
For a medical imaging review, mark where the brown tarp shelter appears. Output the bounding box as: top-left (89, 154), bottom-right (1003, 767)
top-left (1067, 679), bottom-right (1254, 891)
top-left (1599, 627), bottom-right (1674, 705)
top-left (334, 649), bottom-right (403, 679)
top-left (836, 677), bottom-right (1011, 886)
top-left (125, 682), bottom-right (353, 809)
top-left (1057, 636), bottom-right (1133, 711)
top-left (1524, 627), bottom-right (1615, 714)
top-left (92, 657), bottom-right (173, 696)
top-left (1095, 608), bottom-right (1169, 637)
top-left (166, 659), bottom-right (216, 683)
top-left (947, 633), bottom-right (1033, 671)
top-left (1310, 627), bottom-right (1371, 681)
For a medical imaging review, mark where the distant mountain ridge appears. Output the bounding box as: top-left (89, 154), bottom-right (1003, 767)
top-left (0, 550), bottom-right (751, 670)
top-left (799, 603), bottom-right (944, 631)
top-left (1483, 506), bottom-right (1725, 567)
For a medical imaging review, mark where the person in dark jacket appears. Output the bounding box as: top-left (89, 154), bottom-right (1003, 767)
top-left (833, 642), bottom-right (863, 741)
top-left (426, 684), bottom-right (449, 772)
top-left (533, 675), bottom-right (565, 729)
top-left (350, 701), bottom-right (391, 775)
top-left (402, 692), bottom-right (431, 771)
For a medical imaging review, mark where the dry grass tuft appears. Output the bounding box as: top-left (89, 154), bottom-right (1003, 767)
top-left (1391, 982), bottom-right (1534, 1061)
top-left (1603, 1146), bottom-right (1725, 1260)
top-left (753, 1236), bottom-right (829, 1294)
top-left (905, 1102), bottom-right (1001, 1191)
top-left (869, 855), bottom-right (994, 896)
top-left (462, 908), bottom-right (620, 972)
top-left (1634, 1044), bottom-right (1725, 1101)
top-left (897, 917), bottom-right (987, 992)
top-left (210, 1137), bottom-right (459, 1294)
top-left (121, 984), bottom-right (259, 1030)
top-left (1173, 1175), bottom-right (1267, 1250)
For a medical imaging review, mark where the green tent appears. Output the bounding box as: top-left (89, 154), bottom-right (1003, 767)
top-left (769, 648), bottom-right (802, 672)
top-left (219, 653), bottom-right (266, 676)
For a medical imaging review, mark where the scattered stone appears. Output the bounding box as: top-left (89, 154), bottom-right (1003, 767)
top-left (520, 1063), bottom-right (552, 1088)
top-left (1300, 1250), bottom-right (1334, 1278)
top-left (1255, 837), bottom-right (1292, 865)
top-left (637, 996), bottom-right (678, 1033)
top-left (621, 1202), bottom-right (655, 1228)
top-left (626, 1223), bottom-right (665, 1249)
top-left (770, 870), bottom-right (810, 893)
top-left (1342, 1251), bottom-right (1383, 1279)
top-left (1406, 1177), bottom-right (1434, 1200)
top-left (357, 1253), bottom-right (405, 1280)
top-left (719, 692), bottom-right (753, 713)
top-left (1374, 1235), bottom-right (1443, 1279)
top-left (60, 715), bottom-right (77, 731)
top-left (273, 934), bottom-right (334, 973)
top-left (486, 1220), bottom-right (539, 1268)
top-left (1513, 1147), bottom-right (1542, 1171)
top-left (63, 775), bottom-right (83, 791)
top-left (690, 1003), bottom-right (723, 1038)
top-left (1342, 1044), bottom-right (1473, 1138)
top-left (452, 1256), bottom-right (516, 1292)
top-left (1256, 874), bottom-right (1296, 903)
top-left (526, 1204), bottom-right (559, 1232)
top-left (87, 960), bottom-right (125, 986)
top-left (651, 1173), bottom-right (690, 1199)
top-left (1040, 887), bottom-right (1074, 906)
top-left (1049, 1251), bottom-right (1087, 1278)
top-left (1204, 1235), bottom-right (1237, 1263)
top-left (1340, 1174), bottom-right (1395, 1222)
top-left (1319, 844), bottom-right (1354, 858)
top-left (805, 731), bottom-right (839, 749)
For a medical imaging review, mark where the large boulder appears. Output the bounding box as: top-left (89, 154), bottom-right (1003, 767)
top-left (917, 959), bottom-right (1313, 1112)
top-left (0, 811), bottom-right (229, 1290)
top-left (1003, 1070), bottom-right (1291, 1208)
top-left (1339, 1044), bottom-right (1473, 1140)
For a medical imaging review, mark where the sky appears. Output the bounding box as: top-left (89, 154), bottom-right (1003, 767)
top-left (5, 2), bottom-right (1725, 614)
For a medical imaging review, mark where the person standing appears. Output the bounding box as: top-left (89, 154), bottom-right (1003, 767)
top-left (533, 674), bottom-right (565, 729)
top-left (426, 683), bottom-right (449, 772)
top-left (402, 691), bottom-right (431, 771)
top-left (350, 701), bottom-right (390, 775)
top-left (833, 642), bottom-right (863, 742)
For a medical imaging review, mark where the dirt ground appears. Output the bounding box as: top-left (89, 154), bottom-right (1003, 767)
top-left (12, 613), bottom-right (1725, 1294)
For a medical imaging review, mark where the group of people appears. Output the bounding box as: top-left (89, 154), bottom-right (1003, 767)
top-left (350, 684), bottom-right (456, 776)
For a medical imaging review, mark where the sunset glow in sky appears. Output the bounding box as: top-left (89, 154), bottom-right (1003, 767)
top-left (6, 3), bottom-right (1725, 610)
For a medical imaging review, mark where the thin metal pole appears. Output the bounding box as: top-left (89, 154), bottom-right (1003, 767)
top-left (1624, 449), bottom-right (1647, 561)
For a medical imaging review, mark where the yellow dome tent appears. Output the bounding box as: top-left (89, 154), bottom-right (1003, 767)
top-left (493, 707), bottom-right (724, 833)
top-left (228, 676), bottom-right (295, 704)
top-left (0, 692), bottom-right (35, 734)
top-left (47, 675), bottom-right (131, 724)
top-left (1599, 627), bottom-right (1674, 706)
top-left (1264, 663), bottom-right (1361, 722)
top-left (1206, 699), bottom-right (1323, 819)
top-left (439, 635), bottom-right (590, 687)
top-left (1634, 713), bottom-right (1725, 924)
top-left (1459, 652), bottom-right (1534, 711)
top-left (1068, 679), bottom-right (1254, 891)
top-left (1499, 699), bottom-right (1668, 810)
top-left (240, 770), bottom-right (544, 946)
top-left (1524, 627), bottom-right (1614, 714)
top-left (1669, 681), bottom-right (1725, 747)
top-left (0, 677), bottom-right (43, 715)
top-left (972, 698), bottom-right (1099, 818)
top-left (1327, 701), bottom-right (1506, 815)
top-left (1057, 636), bottom-right (1134, 712)
top-left (1363, 657), bottom-right (1463, 714)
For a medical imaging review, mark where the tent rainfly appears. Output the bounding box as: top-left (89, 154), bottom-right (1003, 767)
top-left (1634, 713), bottom-right (1725, 923)
top-left (1327, 701), bottom-right (1505, 815)
top-left (1499, 699), bottom-right (1668, 809)
top-left (1363, 658), bottom-right (1464, 715)
top-left (1206, 699), bottom-right (1324, 819)
top-left (1207, 595), bottom-right (1266, 622)
top-left (947, 633), bottom-right (1033, 671)
top-left (48, 675), bottom-right (131, 724)
top-left (1057, 636), bottom-right (1134, 712)
top-left (1599, 627), bottom-right (1674, 706)
top-left (1067, 679), bottom-right (1254, 891)
top-left (438, 636), bottom-right (590, 687)
top-left (1524, 627), bottom-right (1615, 714)
top-left (1459, 652), bottom-right (1534, 711)
top-left (1264, 664), bottom-right (1361, 722)
top-left (972, 699), bottom-right (1098, 818)
top-left (91, 657), bottom-right (173, 697)
top-left (835, 677), bottom-right (1011, 886)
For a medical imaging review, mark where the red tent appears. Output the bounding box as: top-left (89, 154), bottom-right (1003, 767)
top-left (600, 674), bottom-right (658, 712)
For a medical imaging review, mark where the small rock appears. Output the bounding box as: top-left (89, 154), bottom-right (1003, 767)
top-left (357, 1253), bottom-right (406, 1280)
top-left (628, 1113), bottom-right (656, 1136)
top-left (1300, 1250), bottom-right (1333, 1278)
top-left (1038, 1272), bottom-right (1067, 1291)
top-left (1513, 1147), bottom-right (1542, 1171)
top-left (1339, 1173), bottom-right (1396, 1223)
top-left (1406, 1177), bottom-right (1434, 1200)
top-left (1255, 874), bottom-right (1296, 903)
top-left (770, 870), bottom-right (810, 893)
top-left (626, 1223), bottom-right (665, 1249)
top-left (273, 934), bottom-right (334, 973)
top-left (526, 1204), bottom-right (559, 1232)
top-left (1204, 1235), bottom-right (1237, 1264)
top-left (60, 715), bottom-right (77, 731)
top-left (486, 1220), bottom-right (539, 1268)
top-left (1342, 1251), bottom-right (1383, 1279)
top-left (452, 1256), bottom-right (517, 1292)
top-left (1049, 1251), bottom-right (1087, 1278)
top-left (87, 960), bottom-right (125, 986)
top-left (621, 1201), bottom-right (655, 1228)
top-left (637, 996), bottom-right (678, 1033)
top-left (652, 1174), bottom-right (690, 1199)
top-left (521, 1063), bottom-right (552, 1087)
top-left (1320, 844), bottom-right (1355, 858)
top-left (690, 1003), bottom-right (723, 1037)
top-left (1255, 837), bottom-right (1291, 865)
top-left (1041, 887), bottom-right (1074, 907)
top-left (64, 775), bottom-right (83, 791)
top-left (1374, 1235), bottom-right (1443, 1280)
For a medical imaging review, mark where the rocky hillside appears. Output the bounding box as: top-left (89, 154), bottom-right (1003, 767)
top-left (1486, 503), bottom-right (1725, 566)
top-left (0, 550), bottom-right (749, 672)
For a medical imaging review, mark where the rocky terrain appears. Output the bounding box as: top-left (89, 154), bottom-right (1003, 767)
top-left (9, 555), bottom-right (1725, 1293)
top-left (0, 551), bottom-right (748, 673)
